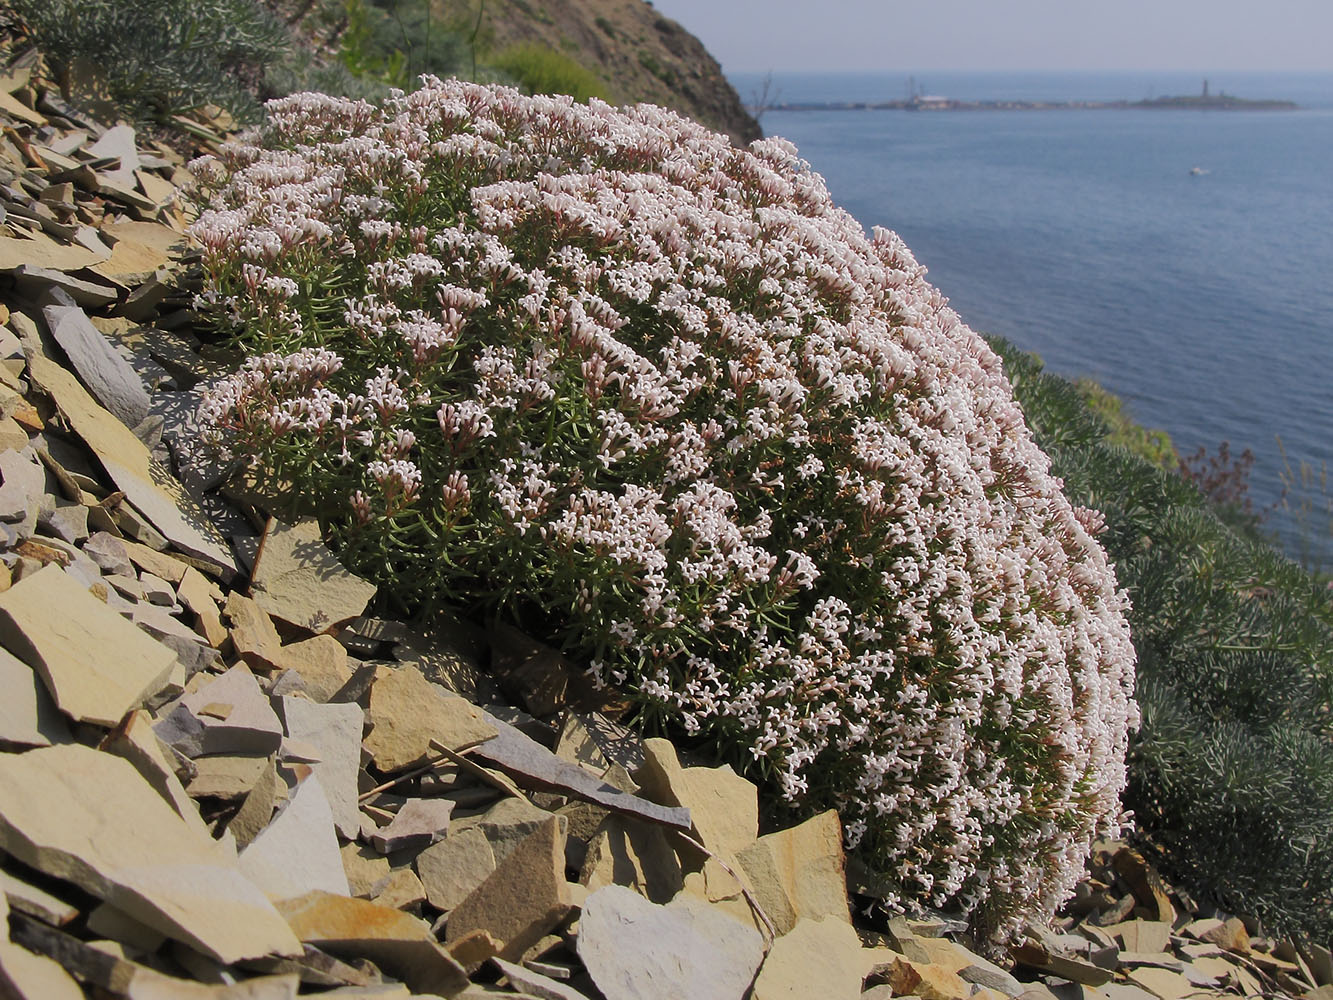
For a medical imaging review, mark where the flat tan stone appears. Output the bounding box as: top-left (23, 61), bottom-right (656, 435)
top-left (578, 884), bottom-right (764, 1000)
top-left (278, 890), bottom-right (469, 996)
top-left (0, 565), bottom-right (176, 726)
top-left (280, 697), bottom-right (363, 839)
top-left (878, 956), bottom-right (973, 1000)
top-left (1104, 919), bottom-right (1173, 954)
top-left (415, 826), bottom-right (496, 911)
top-left (251, 518), bottom-right (376, 633)
top-left (92, 221), bottom-right (182, 280)
top-left (1125, 967), bottom-right (1198, 1000)
top-left (446, 817), bottom-right (572, 962)
top-left (0, 643), bottom-right (69, 747)
top-left (239, 774), bottom-right (348, 901)
top-left (370, 797), bottom-right (454, 854)
top-left (170, 663), bottom-right (284, 757)
top-left (98, 710), bottom-right (212, 840)
top-left (224, 592), bottom-right (286, 672)
top-left (27, 352), bottom-right (236, 578)
top-left (734, 808), bottom-right (849, 935)
top-left (1188, 916), bottom-right (1250, 954)
top-left (580, 814), bottom-right (684, 904)
top-left (635, 737), bottom-right (758, 859)
top-left (341, 842), bottom-right (391, 898)
top-left (176, 566), bottom-right (228, 647)
top-left (753, 915), bottom-right (869, 1000)
top-left (273, 634), bottom-right (352, 701)
top-left (0, 743), bottom-right (300, 963)
top-left (187, 755), bottom-right (269, 800)
top-left (228, 756), bottom-right (280, 850)
top-left (0, 233), bottom-right (101, 271)
top-left (364, 666), bottom-right (497, 772)
top-left (125, 969), bottom-right (300, 998)
top-left (374, 867), bottom-right (426, 911)
top-left (492, 957), bottom-right (591, 1000)
top-left (0, 868), bottom-right (79, 926)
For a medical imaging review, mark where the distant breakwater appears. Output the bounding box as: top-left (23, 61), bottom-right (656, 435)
top-left (766, 95), bottom-right (1299, 112)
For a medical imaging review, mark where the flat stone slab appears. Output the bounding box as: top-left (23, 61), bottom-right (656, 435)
top-left (279, 697), bottom-right (363, 839)
top-left (370, 797), bottom-right (454, 854)
top-left (42, 290), bottom-right (151, 429)
top-left (27, 351), bottom-right (237, 579)
top-left (474, 712), bottom-right (691, 833)
top-left (753, 916), bottom-right (870, 1000)
top-left (415, 826), bottom-right (496, 911)
top-left (0, 234), bottom-right (104, 272)
top-left (0, 446), bottom-right (45, 522)
top-left (0, 564), bottom-right (176, 726)
top-left (577, 884), bottom-right (765, 1000)
top-left (250, 518), bottom-right (377, 634)
top-left (364, 666), bottom-right (497, 772)
top-left (446, 817), bottom-right (571, 962)
top-left (278, 890), bottom-right (469, 997)
top-left (0, 643), bottom-right (70, 747)
top-left (735, 808), bottom-right (850, 936)
top-left (492, 957), bottom-right (592, 1000)
top-left (0, 743), bottom-right (301, 963)
top-left (239, 773), bottom-right (349, 902)
top-left (636, 738), bottom-right (756, 855)
top-left (162, 663), bottom-right (284, 757)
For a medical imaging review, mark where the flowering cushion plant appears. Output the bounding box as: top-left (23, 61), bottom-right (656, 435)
top-left (191, 79), bottom-right (1137, 937)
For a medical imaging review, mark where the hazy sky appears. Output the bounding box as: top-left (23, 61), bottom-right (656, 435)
top-left (648, 0), bottom-right (1333, 73)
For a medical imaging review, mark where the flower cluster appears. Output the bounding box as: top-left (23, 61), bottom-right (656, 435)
top-left (192, 79), bottom-right (1137, 937)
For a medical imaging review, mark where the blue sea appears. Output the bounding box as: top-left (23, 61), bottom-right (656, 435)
top-left (729, 71), bottom-right (1333, 567)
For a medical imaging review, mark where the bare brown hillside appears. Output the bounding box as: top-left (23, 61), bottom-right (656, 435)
top-left (443, 0), bottom-right (761, 144)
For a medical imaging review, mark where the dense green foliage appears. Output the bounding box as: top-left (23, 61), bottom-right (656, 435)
top-left (338, 0), bottom-right (469, 90)
top-left (990, 336), bottom-right (1333, 940)
top-left (488, 41), bottom-right (608, 102)
top-left (11, 0), bottom-right (289, 122)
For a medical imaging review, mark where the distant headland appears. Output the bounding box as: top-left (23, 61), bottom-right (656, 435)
top-left (766, 79), bottom-right (1298, 113)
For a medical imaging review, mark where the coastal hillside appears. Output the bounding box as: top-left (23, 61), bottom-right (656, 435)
top-left (440, 0), bottom-right (761, 144)
top-left (276, 0), bottom-right (761, 144)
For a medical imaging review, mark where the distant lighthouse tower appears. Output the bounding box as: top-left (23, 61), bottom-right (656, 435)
top-left (1203, 78), bottom-right (1210, 97)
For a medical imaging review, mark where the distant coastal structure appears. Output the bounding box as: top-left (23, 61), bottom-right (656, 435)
top-left (772, 78), bottom-right (1298, 113)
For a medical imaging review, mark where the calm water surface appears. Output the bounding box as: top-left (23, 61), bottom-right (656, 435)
top-left (730, 72), bottom-right (1333, 563)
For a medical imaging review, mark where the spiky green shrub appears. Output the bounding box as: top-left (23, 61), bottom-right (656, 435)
top-left (990, 337), bottom-right (1333, 941)
top-left (12, 0), bottom-right (290, 123)
top-left (190, 82), bottom-right (1136, 937)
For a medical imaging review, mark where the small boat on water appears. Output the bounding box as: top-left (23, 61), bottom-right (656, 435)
top-left (1189, 166), bottom-right (1210, 176)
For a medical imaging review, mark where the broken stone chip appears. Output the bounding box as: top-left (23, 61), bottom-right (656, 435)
top-left (734, 808), bottom-right (850, 936)
top-left (369, 797), bottom-right (454, 854)
top-left (415, 826), bottom-right (496, 912)
top-left (279, 696), bottom-right (364, 840)
top-left (752, 915), bottom-right (871, 1000)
